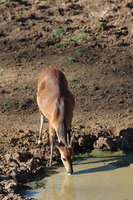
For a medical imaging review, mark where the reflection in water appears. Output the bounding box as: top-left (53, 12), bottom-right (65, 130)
top-left (24, 156), bottom-right (133, 200)
top-left (41, 174), bottom-right (76, 200)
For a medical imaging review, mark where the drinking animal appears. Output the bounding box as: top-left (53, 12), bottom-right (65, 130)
top-left (37, 67), bottom-right (75, 174)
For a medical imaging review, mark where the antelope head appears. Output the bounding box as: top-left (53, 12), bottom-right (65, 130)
top-left (56, 136), bottom-right (75, 174)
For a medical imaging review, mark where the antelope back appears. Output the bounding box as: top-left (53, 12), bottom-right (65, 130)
top-left (37, 67), bottom-right (75, 134)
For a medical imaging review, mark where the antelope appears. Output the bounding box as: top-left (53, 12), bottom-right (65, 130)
top-left (37, 67), bottom-right (75, 174)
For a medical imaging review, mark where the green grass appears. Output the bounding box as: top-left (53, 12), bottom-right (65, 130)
top-left (71, 33), bottom-right (88, 41)
top-left (75, 49), bottom-right (83, 54)
top-left (61, 49), bottom-right (83, 62)
top-left (70, 78), bottom-right (78, 83)
top-left (53, 29), bottom-right (90, 48)
top-left (46, 29), bottom-right (65, 40)
top-left (90, 149), bottom-right (125, 158)
top-left (98, 20), bottom-right (108, 25)
top-left (55, 42), bottom-right (68, 48)
top-left (22, 85), bottom-right (28, 90)
top-left (0, 0), bottom-right (5, 6)
top-left (111, 65), bottom-right (117, 72)
top-left (53, 29), bottom-right (64, 37)
top-left (68, 49), bottom-right (83, 55)
top-left (2, 99), bottom-right (18, 110)
top-left (65, 56), bottom-right (78, 62)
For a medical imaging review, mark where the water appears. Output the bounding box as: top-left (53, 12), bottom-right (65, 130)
top-left (23, 155), bottom-right (133, 200)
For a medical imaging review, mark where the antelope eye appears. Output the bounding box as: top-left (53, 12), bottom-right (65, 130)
top-left (63, 158), bottom-right (66, 161)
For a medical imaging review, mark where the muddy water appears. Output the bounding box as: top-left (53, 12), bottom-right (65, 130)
top-left (24, 156), bottom-right (133, 200)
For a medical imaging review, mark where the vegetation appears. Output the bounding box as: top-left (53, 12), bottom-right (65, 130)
top-left (65, 56), bottom-right (78, 62)
top-left (62, 48), bottom-right (83, 62)
top-left (55, 42), bottom-right (68, 48)
top-left (70, 78), bottom-right (78, 83)
top-left (52, 29), bottom-right (90, 49)
top-left (52, 29), bottom-right (64, 37)
top-left (90, 149), bottom-right (125, 157)
top-left (2, 99), bottom-right (18, 111)
top-left (111, 65), bottom-right (117, 72)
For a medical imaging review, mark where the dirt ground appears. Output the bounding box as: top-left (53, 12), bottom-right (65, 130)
top-left (0, 0), bottom-right (133, 199)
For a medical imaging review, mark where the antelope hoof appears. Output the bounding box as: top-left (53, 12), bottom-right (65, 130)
top-left (49, 162), bottom-right (52, 168)
top-left (68, 171), bottom-right (73, 175)
top-left (38, 140), bottom-right (42, 145)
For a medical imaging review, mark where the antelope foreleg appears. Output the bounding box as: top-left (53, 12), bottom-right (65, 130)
top-left (49, 127), bottom-right (55, 167)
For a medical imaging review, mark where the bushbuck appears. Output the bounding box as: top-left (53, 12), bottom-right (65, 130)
top-left (37, 67), bottom-right (75, 174)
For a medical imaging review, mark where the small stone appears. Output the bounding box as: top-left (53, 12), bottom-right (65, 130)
top-left (5, 154), bottom-right (11, 163)
top-left (78, 136), bottom-right (85, 147)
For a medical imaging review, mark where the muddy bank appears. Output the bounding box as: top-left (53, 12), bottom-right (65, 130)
top-left (0, 0), bottom-right (133, 199)
top-left (1, 127), bottom-right (133, 199)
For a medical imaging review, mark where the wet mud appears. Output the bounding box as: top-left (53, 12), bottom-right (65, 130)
top-left (0, 0), bottom-right (133, 199)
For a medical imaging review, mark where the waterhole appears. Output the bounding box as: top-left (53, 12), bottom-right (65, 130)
top-left (23, 154), bottom-right (133, 200)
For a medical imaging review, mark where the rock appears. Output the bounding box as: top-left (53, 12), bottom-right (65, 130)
top-left (78, 136), bottom-right (85, 147)
top-left (10, 160), bottom-right (20, 167)
top-left (6, 167), bottom-right (17, 176)
top-left (0, 175), bottom-right (10, 181)
top-left (15, 152), bottom-right (33, 162)
top-left (120, 128), bottom-right (133, 151)
top-left (4, 153), bottom-right (11, 163)
top-left (94, 137), bottom-right (115, 150)
top-left (4, 179), bottom-right (17, 192)
top-left (105, 138), bottom-right (115, 150)
top-left (10, 169), bottom-right (17, 178)
top-left (3, 197), bottom-right (9, 200)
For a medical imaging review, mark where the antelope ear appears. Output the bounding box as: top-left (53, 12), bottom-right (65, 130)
top-left (70, 136), bottom-right (75, 149)
top-left (55, 140), bottom-right (61, 149)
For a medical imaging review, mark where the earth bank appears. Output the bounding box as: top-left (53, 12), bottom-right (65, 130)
top-left (0, 0), bottom-right (133, 199)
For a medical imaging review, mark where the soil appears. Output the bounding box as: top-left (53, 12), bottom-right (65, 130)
top-left (0, 0), bottom-right (133, 199)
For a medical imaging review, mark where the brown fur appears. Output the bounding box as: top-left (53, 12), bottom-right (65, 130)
top-left (37, 67), bottom-right (75, 173)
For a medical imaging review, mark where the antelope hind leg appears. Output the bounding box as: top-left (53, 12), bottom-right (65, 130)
top-left (38, 114), bottom-right (44, 145)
